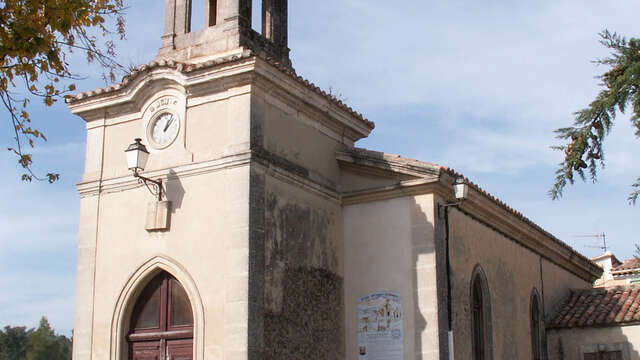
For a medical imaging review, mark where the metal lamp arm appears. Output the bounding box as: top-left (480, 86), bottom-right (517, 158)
top-left (133, 171), bottom-right (163, 201)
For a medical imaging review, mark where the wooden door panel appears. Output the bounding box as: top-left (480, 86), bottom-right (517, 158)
top-left (167, 339), bottom-right (193, 360)
top-left (602, 351), bottom-right (623, 360)
top-left (131, 341), bottom-right (161, 360)
top-left (129, 273), bottom-right (193, 360)
top-left (584, 352), bottom-right (623, 360)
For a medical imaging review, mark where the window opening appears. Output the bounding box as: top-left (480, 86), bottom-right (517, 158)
top-left (190, 0), bottom-right (207, 33)
top-left (251, 0), bottom-right (262, 33)
top-left (471, 266), bottom-right (493, 360)
top-left (472, 278), bottom-right (485, 360)
top-left (531, 292), bottom-right (542, 360)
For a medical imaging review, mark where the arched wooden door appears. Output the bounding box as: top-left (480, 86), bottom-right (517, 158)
top-left (128, 272), bottom-right (193, 360)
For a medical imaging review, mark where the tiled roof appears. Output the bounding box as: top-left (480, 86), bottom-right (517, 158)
top-left (346, 148), bottom-right (600, 278)
top-left (65, 51), bottom-right (374, 130)
top-left (548, 286), bottom-right (640, 329)
top-left (612, 258), bottom-right (640, 274)
top-left (444, 168), bottom-right (599, 274)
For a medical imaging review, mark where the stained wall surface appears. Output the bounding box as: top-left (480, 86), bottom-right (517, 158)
top-left (542, 259), bottom-right (591, 315)
top-left (261, 172), bottom-right (344, 358)
top-left (250, 76), bottom-right (357, 358)
top-left (343, 194), bottom-right (440, 360)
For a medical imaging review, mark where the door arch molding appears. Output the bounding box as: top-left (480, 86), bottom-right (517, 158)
top-left (110, 255), bottom-right (205, 360)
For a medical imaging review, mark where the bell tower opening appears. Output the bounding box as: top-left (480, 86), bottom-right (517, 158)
top-left (127, 271), bottom-right (194, 360)
top-left (207, 0), bottom-right (218, 26)
top-left (189, 0), bottom-right (217, 32)
top-left (251, 0), bottom-right (262, 34)
top-left (158, 0), bottom-right (291, 66)
top-left (188, 0), bottom-right (201, 33)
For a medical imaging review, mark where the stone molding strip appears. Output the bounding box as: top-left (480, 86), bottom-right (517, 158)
top-left (76, 149), bottom-right (341, 203)
top-left (338, 148), bottom-right (602, 283)
top-left (65, 50), bottom-right (374, 131)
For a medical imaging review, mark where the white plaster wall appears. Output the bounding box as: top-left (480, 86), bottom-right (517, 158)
top-left (256, 86), bottom-right (346, 186)
top-left (344, 194), bottom-right (439, 360)
top-left (87, 165), bottom-right (250, 360)
top-left (73, 83), bottom-right (254, 359)
top-left (548, 326), bottom-right (640, 360)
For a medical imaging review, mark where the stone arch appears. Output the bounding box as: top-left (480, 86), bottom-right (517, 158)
top-left (109, 255), bottom-right (205, 360)
top-left (470, 264), bottom-right (494, 360)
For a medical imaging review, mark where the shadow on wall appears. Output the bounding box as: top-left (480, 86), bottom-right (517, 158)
top-left (166, 169), bottom-right (186, 212)
top-left (348, 152), bottom-right (435, 359)
top-left (410, 198), bottom-right (434, 360)
top-left (547, 326), bottom-right (640, 360)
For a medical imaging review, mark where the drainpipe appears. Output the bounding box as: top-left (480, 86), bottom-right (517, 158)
top-left (445, 205), bottom-right (454, 360)
top-left (440, 176), bottom-right (468, 360)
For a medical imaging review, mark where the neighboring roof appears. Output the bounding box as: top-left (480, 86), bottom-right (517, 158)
top-left (65, 50), bottom-right (374, 130)
top-left (591, 251), bottom-right (622, 266)
top-left (548, 286), bottom-right (640, 329)
top-left (612, 258), bottom-right (640, 275)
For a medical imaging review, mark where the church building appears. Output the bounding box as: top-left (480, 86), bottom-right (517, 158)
top-left (66, 1), bottom-right (604, 359)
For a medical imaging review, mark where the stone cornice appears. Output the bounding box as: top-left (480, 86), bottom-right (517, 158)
top-left (251, 58), bottom-right (371, 142)
top-left (341, 178), bottom-right (446, 205)
top-left (77, 151), bottom-right (253, 198)
top-left (342, 176), bottom-right (600, 282)
top-left (456, 182), bottom-right (601, 283)
top-left (66, 52), bottom-right (374, 142)
top-left (76, 149), bottom-right (340, 204)
top-left (338, 151), bottom-right (602, 283)
top-left (337, 148), bottom-right (443, 178)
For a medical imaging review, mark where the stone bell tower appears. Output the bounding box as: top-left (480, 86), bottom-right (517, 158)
top-left (67, 0), bottom-right (373, 359)
top-left (157, 0), bottom-right (290, 66)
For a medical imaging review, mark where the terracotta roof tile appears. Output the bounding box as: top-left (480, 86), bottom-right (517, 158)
top-left (441, 168), bottom-right (598, 275)
top-left (65, 51), bottom-right (374, 130)
top-left (612, 258), bottom-right (640, 273)
top-left (548, 285), bottom-right (640, 329)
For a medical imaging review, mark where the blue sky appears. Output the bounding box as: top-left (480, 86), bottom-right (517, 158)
top-left (1, 0), bottom-right (639, 334)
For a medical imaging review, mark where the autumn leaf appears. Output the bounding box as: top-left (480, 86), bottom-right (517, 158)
top-left (0, 0), bottom-right (127, 183)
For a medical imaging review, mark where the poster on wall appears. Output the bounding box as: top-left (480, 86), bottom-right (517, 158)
top-left (357, 292), bottom-right (403, 360)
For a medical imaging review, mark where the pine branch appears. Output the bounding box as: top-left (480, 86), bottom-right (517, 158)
top-left (550, 30), bottom-right (640, 203)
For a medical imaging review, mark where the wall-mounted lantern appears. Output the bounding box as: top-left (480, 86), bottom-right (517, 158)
top-left (453, 176), bottom-right (469, 202)
top-left (125, 138), bottom-right (163, 201)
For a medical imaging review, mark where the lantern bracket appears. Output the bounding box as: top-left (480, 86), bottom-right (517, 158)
top-left (133, 170), bottom-right (163, 201)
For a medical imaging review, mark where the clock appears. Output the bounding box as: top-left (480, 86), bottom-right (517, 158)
top-left (148, 111), bottom-right (179, 149)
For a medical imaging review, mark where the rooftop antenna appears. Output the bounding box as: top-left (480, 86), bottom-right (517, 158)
top-left (574, 233), bottom-right (608, 253)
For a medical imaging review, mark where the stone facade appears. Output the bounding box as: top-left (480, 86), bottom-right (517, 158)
top-left (68, 1), bottom-right (603, 359)
top-left (548, 327), bottom-right (640, 360)
top-left (157, 0), bottom-right (290, 66)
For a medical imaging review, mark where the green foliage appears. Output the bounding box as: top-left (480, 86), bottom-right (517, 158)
top-left (0, 325), bottom-right (27, 360)
top-left (0, 317), bottom-right (71, 360)
top-left (0, 0), bottom-right (126, 182)
top-left (550, 30), bottom-right (640, 204)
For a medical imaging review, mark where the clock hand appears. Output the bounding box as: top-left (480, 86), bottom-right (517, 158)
top-left (163, 116), bottom-right (173, 132)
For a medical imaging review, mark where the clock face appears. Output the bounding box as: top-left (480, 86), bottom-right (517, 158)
top-left (149, 112), bottom-right (179, 148)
